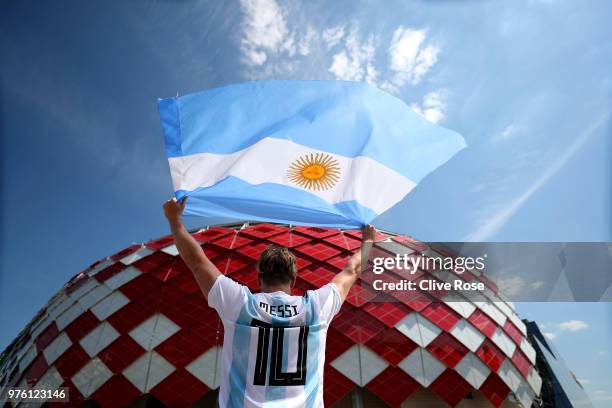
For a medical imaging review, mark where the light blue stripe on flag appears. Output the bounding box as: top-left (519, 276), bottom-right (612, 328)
top-left (158, 80), bottom-right (465, 228)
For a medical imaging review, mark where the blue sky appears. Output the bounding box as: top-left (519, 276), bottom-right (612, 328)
top-left (1, 0), bottom-right (610, 405)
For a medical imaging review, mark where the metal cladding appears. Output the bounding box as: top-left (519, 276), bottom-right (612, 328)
top-left (0, 224), bottom-right (542, 407)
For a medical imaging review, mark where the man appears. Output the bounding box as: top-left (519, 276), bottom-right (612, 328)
top-left (163, 197), bottom-right (376, 407)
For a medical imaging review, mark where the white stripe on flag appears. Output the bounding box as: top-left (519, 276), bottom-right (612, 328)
top-left (168, 137), bottom-right (416, 214)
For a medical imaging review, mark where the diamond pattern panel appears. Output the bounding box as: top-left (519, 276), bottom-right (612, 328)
top-left (0, 224), bottom-right (543, 408)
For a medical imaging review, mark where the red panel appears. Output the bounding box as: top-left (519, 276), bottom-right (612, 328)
top-left (64, 310), bottom-right (101, 342)
top-left (323, 232), bottom-right (362, 250)
top-left (150, 258), bottom-right (189, 282)
top-left (132, 251), bottom-right (174, 273)
top-left (65, 275), bottom-right (92, 295)
top-left (191, 226), bottom-right (234, 243)
top-left (292, 226), bottom-right (339, 239)
top-left (366, 366), bottom-right (420, 407)
top-left (138, 284), bottom-right (187, 311)
top-left (420, 303), bottom-right (461, 332)
top-left (344, 229), bottom-right (388, 241)
top-left (294, 252), bottom-right (314, 270)
top-left (429, 369), bottom-right (473, 407)
top-left (201, 243), bottom-right (228, 259)
top-left (362, 300), bottom-right (411, 327)
top-left (211, 232), bottom-right (254, 249)
top-left (503, 320), bottom-right (523, 345)
top-left (212, 252), bottom-right (253, 275)
top-left (415, 276), bottom-right (450, 300)
top-left (110, 244), bottom-right (142, 261)
top-left (390, 235), bottom-right (428, 252)
top-left (94, 262), bottom-right (127, 283)
top-left (292, 278), bottom-right (315, 296)
top-left (241, 223), bottom-right (286, 239)
top-left (345, 284), bottom-right (377, 307)
top-left (511, 349), bottom-right (531, 378)
top-left (119, 273), bottom-right (161, 301)
top-left (162, 292), bottom-right (213, 329)
top-left (35, 322), bottom-right (59, 351)
top-left (475, 339), bottom-right (506, 372)
top-left (468, 309), bottom-right (497, 338)
top-left (146, 234), bottom-right (174, 250)
top-left (156, 329), bottom-right (216, 368)
top-left (107, 300), bottom-right (155, 333)
top-left (98, 335), bottom-right (146, 372)
top-left (299, 263), bottom-right (337, 287)
top-left (191, 315), bottom-right (224, 346)
top-left (238, 240), bottom-right (271, 261)
top-left (330, 308), bottom-right (386, 344)
top-left (426, 332), bottom-right (469, 369)
top-left (151, 369), bottom-right (209, 407)
top-left (92, 374), bottom-right (141, 408)
top-left (266, 231), bottom-right (312, 248)
top-left (480, 373), bottom-right (511, 408)
top-left (325, 253), bottom-right (351, 270)
top-left (169, 272), bottom-right (200, 295)
top-left (23, 354), bottom-right (48, 384)
top-left (54, 344), bottom-right (89, 378)
top-left (323, 365), bottom-right (355, 406)
top-left (365, 328), bottom-right (418, 365)
top-left (294, 241), bottom-right (343, 262)
top-left (325, 328), bottom-right (354, 361)
top-left (231, 265), bottom-right (260, 290)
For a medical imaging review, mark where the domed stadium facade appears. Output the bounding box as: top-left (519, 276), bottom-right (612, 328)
top-left (0, 223), bottom-right (543, 407)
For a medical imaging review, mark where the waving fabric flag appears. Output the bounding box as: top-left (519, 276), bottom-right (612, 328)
top-left (158, 80), bottom-right (465, 229)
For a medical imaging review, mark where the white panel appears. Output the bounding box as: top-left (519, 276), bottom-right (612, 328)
top-left (47, 295), bottom-right (73, 319)
top-left (493, 300), bottom-right (514, 320)
top-left (498, 359), bottom-right (522, 393)
top-left (34, 366), bottom-right (63, 392)
top-left (78, 284), bottom-right (112, 310)
top-left (398, 348), bottom-right (445, 387)
top-left (129, 313), bottom-right (180, 351)
top-left (90, 291), bottom-right (130, 320)
top-left (161, 245), bottom-right (180, 256)
top-left (443, 298), bottom-right (477, 319)
top-left (120, 247), bottom-right (153, 265)
top-left (449, 319), bottom-right (485, 352)
top-left (515, 380), bottom-right (536, 408)
top-left (124, 351), bottom-right (175, 392)
top-left (474, 302), bottom-right (507, 327)
top-left (56, 302), bottom-right (85, 330)
top-left (30, 314), bottom-right (53, 341)
top-left (79, 321), bottom-right (120, 357)
top-left (329, 344), bottom-right (387, 387)
top-left (527, 366), bottom-right (542, 395)
top-left (509, 312), bottom-right (527, 336)
top-left (520, 337), bottom-right (537, 365)
top-left (454, 352), bottom-right (490, 389)
top-left (491, 327), bottom-right (517, 358)
top-left (86, 259), bottom-right (113, 277)
top-left (186, 347), bottom-right (222, 389)
top-left (68, 279), bottom-right (99, 302)
top-left (71, 358), bottom-right (112, 398)
top-left (105, 266), bottom-right (141, 290)
top-left (18, 345), bottom-right (37, 372)
top-left (43, 333), bottom-right (72, 364)
top-left (395, 313), bottom-right (441, 348)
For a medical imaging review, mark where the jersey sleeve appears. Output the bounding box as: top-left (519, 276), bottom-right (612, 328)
top-left (310, 283), bottom-right (343, 325)
top-left (207, 275), bottom-right (249, 321)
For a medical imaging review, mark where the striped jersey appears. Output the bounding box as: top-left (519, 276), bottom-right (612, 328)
top-left (208, 275), bottom-right (343, 407)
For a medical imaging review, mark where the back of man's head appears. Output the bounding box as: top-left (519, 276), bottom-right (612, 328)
top-left (257, 245), bottom-right (298, 287)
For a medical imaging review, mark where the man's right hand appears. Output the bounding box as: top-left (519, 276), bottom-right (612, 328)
top-left (362, 224), bottom-right (376, 242)
top-left (163, 197), bottom-right (187, 224)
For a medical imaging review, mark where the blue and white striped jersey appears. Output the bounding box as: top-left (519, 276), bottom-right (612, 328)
top-left (208, 275), bottom-right (342, 407)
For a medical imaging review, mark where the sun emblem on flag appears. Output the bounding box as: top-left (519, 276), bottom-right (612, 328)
top-left (287, 153), bottom-right (341, 191)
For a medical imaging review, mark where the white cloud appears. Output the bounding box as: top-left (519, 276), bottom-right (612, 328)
top-left (557, 320), bottom-right (589, 331)
top-left (496, 275), bottom-right (525, 297)
top-left (543, 332), bottom-right (557, 340)
top-left (382, 27), bottom-right (439, 93)
top-left (328, 27), bottom-right (378, 83)
top-left (530, 280), bottom-right (546, 290)
top-left (410, 90), bottom-right (447, 124)
top-left (578, 378), bottom-right (590, 385)
top-left (322, 25), bottom-right (345, 48)
top-left (239, 0), bottom-right (288, 66)
top-left (298, 25), bottom-right (317, 56)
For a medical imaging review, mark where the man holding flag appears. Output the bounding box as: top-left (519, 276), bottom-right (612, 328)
top-left (157, 80), bottom-right (465, 406)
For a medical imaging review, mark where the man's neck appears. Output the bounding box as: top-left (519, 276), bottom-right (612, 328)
top-left (260, 284), bottom-right (292, 295)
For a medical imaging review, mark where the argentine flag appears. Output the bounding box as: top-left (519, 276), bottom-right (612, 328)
top-left (158, 80), bottom-right (465, 229)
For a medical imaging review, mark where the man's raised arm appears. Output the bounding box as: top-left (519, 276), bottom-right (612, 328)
top-left (331, 225), bottom-right (376, 301)
top-left (163, 197), bottom-right (220, 298)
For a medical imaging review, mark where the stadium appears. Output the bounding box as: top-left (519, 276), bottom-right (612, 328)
top-left (1, 222), bottom-right (589, 408)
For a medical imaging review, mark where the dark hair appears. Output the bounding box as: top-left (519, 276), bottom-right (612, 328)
top-left (257, 245), bottom-right (298, 286)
